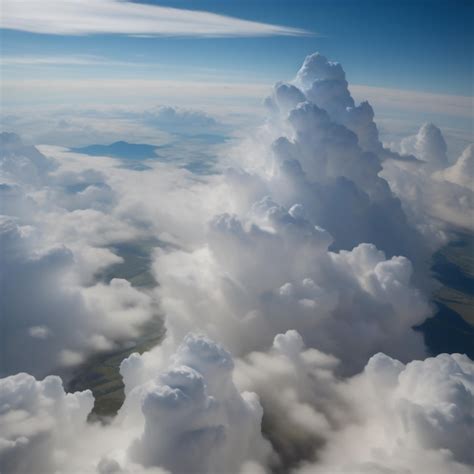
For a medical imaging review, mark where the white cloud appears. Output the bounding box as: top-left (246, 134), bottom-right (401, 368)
top-left (1, 331), bottom-right (472, 474)
top-left (434, 144), bottom-right (474, 191)
top-left (1, 0), bottom-right (310, 37)
top-left (0, 373), bottom-right (93, 474)
top-left (152, 208), bottom-right (430, 373)
top-left (235, 332), bottom-right (474, 474)
top-left (413, 122), bottom-right (448, 170)
top-left (382, 128), bottom-right (474, 232)
top-left (125, 334), bottom-right (272, 473)
top-left (142, 106), bottom-right (220, 133)
top-left (28, 325), bottom-right (52, 340)
top-left (0, 131), bottom-right (56, 185)
top-left (1, 54), bottom-right (144, 67)
top-left (296, 350), bottom-right (474, 474)
top-left (0, 213), bottom-right (157, 376)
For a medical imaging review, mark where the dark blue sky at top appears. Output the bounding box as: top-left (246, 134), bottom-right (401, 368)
top-left (1, 0), bottom-right (472, 96)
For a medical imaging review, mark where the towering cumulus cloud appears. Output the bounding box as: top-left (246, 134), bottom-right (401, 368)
top-left (0, 53), bottom-right (473, 473)
top-left (124, 334), bottom-right (272, 473)
top-left (382, 125), bottom-right (473, 232)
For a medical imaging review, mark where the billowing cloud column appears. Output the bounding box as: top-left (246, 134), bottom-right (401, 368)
top-left (153, 201), bottom-right (430, 373)
top-left (124, 334), bottom-right (272, 473)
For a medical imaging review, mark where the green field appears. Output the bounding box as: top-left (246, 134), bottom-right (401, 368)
top-left (67, 318), bottom-right (164, 418)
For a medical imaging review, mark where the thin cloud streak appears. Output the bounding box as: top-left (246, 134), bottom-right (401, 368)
top-left (1, 54), bottom-right (146, 67)
top-left (3, 78), bottom-right (472, 120)
top-left (0, 0), bottom-right (311, 37)
top-left (351, 84), bottom-right (473, 119)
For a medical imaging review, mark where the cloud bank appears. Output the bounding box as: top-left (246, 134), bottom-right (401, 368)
top-left (0, 52), bottom-right (473, 473)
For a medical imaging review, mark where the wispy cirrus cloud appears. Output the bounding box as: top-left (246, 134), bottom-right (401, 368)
top-left (0, 0), bottom-right (311, 37)
top-left (1, 54), bottom-right (144, 67)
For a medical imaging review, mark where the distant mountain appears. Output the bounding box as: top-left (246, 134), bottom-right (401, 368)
top-left (72, 141), bottom-right (159, 160)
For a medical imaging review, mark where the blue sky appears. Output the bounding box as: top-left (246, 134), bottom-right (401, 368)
top-left (2, 0), bottom-right (472, 93)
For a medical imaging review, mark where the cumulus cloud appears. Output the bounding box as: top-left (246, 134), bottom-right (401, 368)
top-left (4, 332), bottom-right (470, 474)
top-left (434, 143), bottom-right (474, 191)
top-left (0, 215), bottom-right (157, 376)
top-left (138, 54), bottom-right (444, 386)
top-left (153, 210), bottom-right (430, 373)
top-left (142, 106), bottom-right (220, 134)
top-left (296, 350), bottom-right (474, 474)
top-left (382, 127), bottom-right (473, 232)
top-left (0, 373), bottom-right (93, 474)
top-left (0, 132), bottom-right (56, 185)
top-left (124, 334), bottom-right (272, 473)
top-left (233, 331), bottom-right (474, 473)
top-left (1, 0), bottom-right (309, 37)
top-left (1, 335), bottom-right (273, 473)
top-left (292, 53), bottom-right (382, 154)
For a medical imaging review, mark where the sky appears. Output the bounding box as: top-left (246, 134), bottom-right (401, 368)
top-left (1, 0), bottom-right (472, 155)
top-left (1, 0), bottom-right (473, 93)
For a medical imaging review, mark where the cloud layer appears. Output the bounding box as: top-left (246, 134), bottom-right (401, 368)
top-left (0, 52), bottom-right (473, 473)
